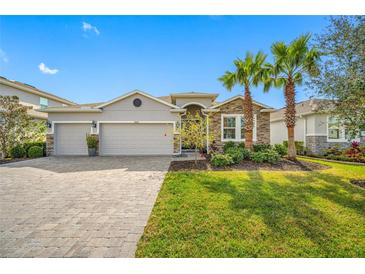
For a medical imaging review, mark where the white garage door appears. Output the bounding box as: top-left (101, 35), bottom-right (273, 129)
top-left (55, 123), bottom-right (90, 155)
top-left (100, 123), bottom-right (173, 155)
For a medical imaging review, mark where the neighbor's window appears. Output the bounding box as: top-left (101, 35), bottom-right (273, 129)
top-left (40, 97), bottom-right (48, 109)
top-left (223, 116), bottom-right (236, 140)
top-left (327, 115), bottom-right (349, 141)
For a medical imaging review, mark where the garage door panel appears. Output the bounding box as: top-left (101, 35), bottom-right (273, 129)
top-left (100, 124), bottom-right (173, 155)
top-left (56, 124), bottom-right (90, 155)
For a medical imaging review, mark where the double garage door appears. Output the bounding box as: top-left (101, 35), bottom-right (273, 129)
top-left (55, 123), bottom-right (174, 156)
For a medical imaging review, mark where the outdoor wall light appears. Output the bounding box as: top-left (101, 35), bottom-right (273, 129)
top-left (92, 120), bottom-right (97, 128)
top-left (46, 121), bottom-right (52, 128)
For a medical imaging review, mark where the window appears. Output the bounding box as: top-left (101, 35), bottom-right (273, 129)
top-left (40, 97), bottom-right (48, 109)
top-left (222, 114), bottom-right (256, 141)
top-left (327, 116), bottom-right (349, 142)
top-left (223, 116), bottom-right (236, 139)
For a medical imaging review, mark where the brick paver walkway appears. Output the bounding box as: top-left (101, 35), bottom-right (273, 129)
top-left (0, 156), bottom-right (171, 257)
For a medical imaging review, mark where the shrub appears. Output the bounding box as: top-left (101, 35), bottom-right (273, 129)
top-left (86, 134), bottom-right (98, 149)
top-left (251, 149), bottom-right (280, 164)
top-left (237, 142), bottom-right (245, 149)
top-left (210, 153), bottom-right (234, 167)
top-left (273, 144), bottom-right (287, 157)
top-left (10, 145), bottom-right (26, 158)
top-left (253, 143), bottom-right (271, 152)
top-left (223, 141), bottom-right (236, 153)
top-left (225, 147), bottom-right (244, 164)
top-left (283, 140), bottom-right (306, 155)
top-left (24, 142), bottom-right (46, 157)
top-left (28, 146), bottom-right (43, 158)
top-left (324, 145), bottom-right (342, 156)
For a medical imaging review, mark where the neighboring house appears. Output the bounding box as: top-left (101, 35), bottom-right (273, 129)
top-left (42, 90), bottom-right (274, 156)
top-left (0, 76), bottom-right (76, 119)
top-left (270, 99), bottom-right (363, 155)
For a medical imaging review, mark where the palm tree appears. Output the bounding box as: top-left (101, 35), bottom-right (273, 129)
top-left (219, 51), bottom-right (267, 150)
top-left (263, 34), bottom-right (320, 160)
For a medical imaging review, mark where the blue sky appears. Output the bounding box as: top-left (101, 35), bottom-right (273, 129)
top-left (0, 16), bottom-right (328, 107)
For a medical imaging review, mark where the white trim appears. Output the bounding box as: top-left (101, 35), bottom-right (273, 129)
top-left (170, 109), bottom-right (186, 113)
top-left (96, 90), bottom-right (179, 109)
top-left (202, 108), bottom-right (220, 113)
top-left (180, 102), bottom-right (207, 109)
top-left (221, 114), bottom-right (257, 142)
top-left (211, 95), bottom-right (273, 110)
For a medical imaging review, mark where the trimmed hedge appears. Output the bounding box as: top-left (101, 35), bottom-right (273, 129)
top-left (253, 143), bottom-right (272, 152)
top-left (211, 154), bottom-right (234, 167)
top-left (28, 146), bottom-right (43, 158)
top-left (10, 145), bottom-right (26, 158)
top-left (24, 142), bottom-right (46, 157)
top-left (251, 149), bottom-right (280, 164)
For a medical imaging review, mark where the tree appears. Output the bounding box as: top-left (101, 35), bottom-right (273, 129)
top-left (180, 112), bottom-right (212, 165)
top-left (24, 120), bottom-right (47, 143)
top-left (264, 34), bottom-right (321, 160)
top-left (0, 96), bottom-right (31, 157)
top-left (219, 51), bottom-right (267, 150)
top-left (308, 16), bottom-right (365, 139)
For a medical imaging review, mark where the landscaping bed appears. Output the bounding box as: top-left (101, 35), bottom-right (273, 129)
top-left (0, 158), bottom-right (31, 165)
top-left (169, 158), bottom-right (329, 172)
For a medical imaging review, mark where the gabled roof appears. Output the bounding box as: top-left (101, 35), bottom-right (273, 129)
top-left (211, 95), bottom-right (274, 109)
top-left (170, 91), bottom-right (219, 99)
top-left (270, 99), bottom-right (332, 121)
top-left (0, 76), bottom-right (76, 106)
top-left (96, 90), bottom-right (180, 109)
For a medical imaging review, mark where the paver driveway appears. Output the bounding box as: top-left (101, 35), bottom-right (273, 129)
top-left (0, 156), bottom-right (171, 258)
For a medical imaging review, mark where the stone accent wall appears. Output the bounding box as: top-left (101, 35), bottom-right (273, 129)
top-left (173, 134), bottom-right (181, 154)
top-left (46, 134), bottom-right (54, 156)
top-left (209, 98), bottom-right (270, 152)
top-left (256, 112), bottom-right (270, 144)
top-left (306, 135), bottom-right (349, 155)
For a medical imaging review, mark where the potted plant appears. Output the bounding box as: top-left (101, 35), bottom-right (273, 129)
top-left (86, 134), bottom-right (98, 156)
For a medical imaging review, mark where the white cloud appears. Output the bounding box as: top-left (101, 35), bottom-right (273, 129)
top-left (82, 21), bottom-right (100, 36)
top-left (0, 49), bottom-right (9, 63)
top-left (38, 63), bottom-right (59, 75)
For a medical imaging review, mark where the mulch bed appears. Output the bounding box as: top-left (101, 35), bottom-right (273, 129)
top-left (350, 180), bottom-right (365, 189)
top-left (169, 159), bottom-right (329, 172)
top-left (0, 158), bottom-right (30, 165)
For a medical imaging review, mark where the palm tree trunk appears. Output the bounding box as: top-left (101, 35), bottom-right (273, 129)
top-left (244, 85), bottom-right (254, 150)
top-left (284, 78), bottom-right (297, 160)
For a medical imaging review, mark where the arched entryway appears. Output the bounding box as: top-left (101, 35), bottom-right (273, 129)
top-left (181, 103), bottom-right (208, 152)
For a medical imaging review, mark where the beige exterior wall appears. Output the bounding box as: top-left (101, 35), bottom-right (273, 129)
top-left (270, 117), bottom-right (306, 145)
top-left (48, 93), bottom-right (179, 122)
top-left (174, 97), bottom-right (213, 108)
top-left (0, 84), bottom-right (67, 119)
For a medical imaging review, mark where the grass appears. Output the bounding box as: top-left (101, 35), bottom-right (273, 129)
top-left (136, 158), bottom-right (365, 257)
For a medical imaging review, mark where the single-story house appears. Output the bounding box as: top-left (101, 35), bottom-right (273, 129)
top-left (270, 99), bottom-right (365, 155)
top-left (42, 90), bottom-right (274, 156)
top-left (0, 76), bottom-right (76, 119)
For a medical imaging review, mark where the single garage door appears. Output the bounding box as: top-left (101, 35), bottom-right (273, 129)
top-left (100, 123), bottom-right (173, 155)
top-left (55, 123), bottom-right (90, 155)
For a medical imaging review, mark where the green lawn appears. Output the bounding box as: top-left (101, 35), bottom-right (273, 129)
top-left (136, 158), bottom-right (365, 257)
